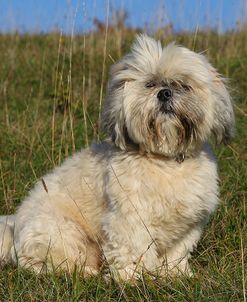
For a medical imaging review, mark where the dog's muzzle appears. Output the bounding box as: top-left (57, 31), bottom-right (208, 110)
top-left (157, 88), bottom-right (173, 113)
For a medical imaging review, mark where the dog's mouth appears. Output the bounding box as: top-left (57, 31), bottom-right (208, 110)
top-left (158, 103), bottom-right (198, 144)
top-left (159, 101), bottom-right (174, 114)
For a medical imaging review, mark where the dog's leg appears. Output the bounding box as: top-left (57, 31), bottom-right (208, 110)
top-left (102, 212), bottom-right (161, 281)
top-left (160, 226), bottom-right (203, 276)
top-left (0, 215), bottom-right (15, 263)
top-left (0, 215), bottom-right (15, 228)
top-left (12, 216), bottom-right (101, 275)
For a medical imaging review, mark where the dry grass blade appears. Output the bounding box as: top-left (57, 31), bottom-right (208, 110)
top-left (0, 10), bottom-right (246, 301)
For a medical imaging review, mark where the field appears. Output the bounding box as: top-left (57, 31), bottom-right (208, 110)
top-left (0, 25), bottom-right (246, 301)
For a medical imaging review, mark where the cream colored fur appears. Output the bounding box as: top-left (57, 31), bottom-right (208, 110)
top-left (0, 35), bottom-right (234, 281)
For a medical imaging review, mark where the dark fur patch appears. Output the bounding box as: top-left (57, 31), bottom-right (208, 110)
top-left (180, 117), bottom-right (194, 142)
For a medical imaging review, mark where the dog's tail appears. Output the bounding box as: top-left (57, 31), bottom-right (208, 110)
top-left (0, 215), bottom-right (15, 264)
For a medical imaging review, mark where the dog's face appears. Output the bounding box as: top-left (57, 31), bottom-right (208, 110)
top-left (102, 35), bottom-right (234, 157)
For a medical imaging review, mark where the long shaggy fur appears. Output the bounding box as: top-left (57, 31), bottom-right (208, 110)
top-left (0, 35), bottom-right (234, 280)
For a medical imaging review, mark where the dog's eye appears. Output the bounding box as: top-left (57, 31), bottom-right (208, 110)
top-left (171, 81), bottom-right (192, 92)
top-left (145, 81), bottom-right (156, 88)
top-left (170, 81), bottom-right (182, 90)
top-left (181, 84), bottom-right (192, 91)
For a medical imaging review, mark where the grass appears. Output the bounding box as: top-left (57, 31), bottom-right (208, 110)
top-left (0, 26), bottom-right (246, 301)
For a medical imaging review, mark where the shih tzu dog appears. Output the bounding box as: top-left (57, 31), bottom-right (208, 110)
top-left (0, 35), bottom-right (234, 280)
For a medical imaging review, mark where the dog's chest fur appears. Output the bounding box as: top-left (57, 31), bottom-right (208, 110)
top-left (102, 144), bottom-right (218, 246)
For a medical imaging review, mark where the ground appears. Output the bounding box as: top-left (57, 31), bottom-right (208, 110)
top-left (0, 28), bottom-right (246, 301)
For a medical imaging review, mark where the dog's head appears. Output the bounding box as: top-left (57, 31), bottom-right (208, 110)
top-left (102, 35), bottom-right (234, 157)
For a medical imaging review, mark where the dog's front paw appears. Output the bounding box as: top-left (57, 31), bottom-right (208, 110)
top-left (159, 259), bottom-right (193, 278)
top-left (105, 264), bottom-right (140, 282)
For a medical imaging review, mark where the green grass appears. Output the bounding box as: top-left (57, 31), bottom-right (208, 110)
top-left (0, 28), bottom-right (246, 301)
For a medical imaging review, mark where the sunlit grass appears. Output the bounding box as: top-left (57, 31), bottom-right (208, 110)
top-left (0, 26), bottom-right (246, 301)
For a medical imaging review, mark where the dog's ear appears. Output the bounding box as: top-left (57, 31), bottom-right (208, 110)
top-left (101, 78), bottom-right (129, 150)
top-left (211, 74), bottom-right (235, 144)
top-left (102, 107), bottom-right (130, 151)
top-left (112, 109), bottom-right (128, 150)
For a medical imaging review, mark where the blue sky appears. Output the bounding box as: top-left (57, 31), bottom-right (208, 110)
top-left (0, 0), bottom-right (246, 34)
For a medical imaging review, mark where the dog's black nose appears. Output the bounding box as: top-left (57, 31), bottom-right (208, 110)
top-left (157, 88), bottom-right (172, 102)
